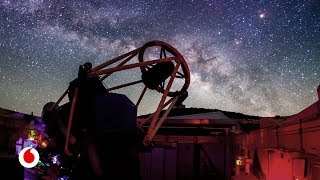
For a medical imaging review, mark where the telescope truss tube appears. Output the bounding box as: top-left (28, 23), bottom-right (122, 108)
top-left (51, 41), bottom-right (190, 153)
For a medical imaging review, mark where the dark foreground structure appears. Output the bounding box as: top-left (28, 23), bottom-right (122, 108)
top-left (0, 84), bottom-right (319, 180)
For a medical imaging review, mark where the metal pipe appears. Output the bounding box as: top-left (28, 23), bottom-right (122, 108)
top-left (161, 96), bottom-right (175, 109)
top-left (92, 47), bottom-right (141, 71)
top-left (106, 80), bottom-right (143, 91)
top-left (100, 52), bottom-right (138, 81)
top-left (276, 125), bottom-right (279, 148)
top-left (137, 84), bottom-right (175, 126)
top-left (64, 88), bottom-right (78, 156)
top-left (51, 89), bottom-right (68, 111)
top-left (145, 63), bottom-right (181, 143)
top-left (136, 86), bottom-right (147, 107)
top-left (260, 114), bottom-right (320, 130)
top-left (299, 119), bottom-right (304, 151)
top-left (148, 95), bottom-right (180, 140)
top-left (90, 57), bottom-right (176, 77)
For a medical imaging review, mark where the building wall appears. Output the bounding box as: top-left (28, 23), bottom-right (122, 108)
top-left (232, 93), bottom-right (320, 180)
top-left (139, 142), bottom-right (232, 180)
top-left (0, 115), bottom-right (26, 154)
top-left (243, 114), bottom-right (320, 155)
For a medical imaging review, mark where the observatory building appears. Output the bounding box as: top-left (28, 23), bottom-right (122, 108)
top-left (0, 84), bottom-right (319, 179)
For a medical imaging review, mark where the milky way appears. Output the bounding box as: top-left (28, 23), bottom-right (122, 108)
top-left (0, 0), bottom-right (319, 117)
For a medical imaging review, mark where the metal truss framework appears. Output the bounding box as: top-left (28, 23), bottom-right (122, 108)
top-left (50, 41), bottom-right (190, 155)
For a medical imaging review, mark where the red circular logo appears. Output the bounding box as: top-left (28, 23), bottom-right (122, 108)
top-left (18, 147), bottom-right (40, 168)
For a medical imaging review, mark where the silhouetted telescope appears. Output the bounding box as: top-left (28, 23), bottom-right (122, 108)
top-left (43, 41), bottom-right (190, 154)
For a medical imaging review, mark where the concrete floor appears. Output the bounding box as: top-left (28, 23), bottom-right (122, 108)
top-left (232, 175), bottom-right (259, 180)
top-left (24, 168), bottom-right (37, 180)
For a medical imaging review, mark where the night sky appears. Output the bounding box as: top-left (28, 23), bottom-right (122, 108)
top-left (0, 0), bottom-right (319, 117)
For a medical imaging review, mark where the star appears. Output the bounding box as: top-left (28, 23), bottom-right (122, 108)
top-left (0, 0), bottom-right (319, 117)
top-left (259, 13), bottom-right (266, 19)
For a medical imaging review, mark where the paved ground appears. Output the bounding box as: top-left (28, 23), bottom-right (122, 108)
top-left (24, 168), bottom-right (37, 180)
top-left (232, 175), bottom-right (259, 180)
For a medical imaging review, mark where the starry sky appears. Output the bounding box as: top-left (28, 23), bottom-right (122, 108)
top-left (0, 0), bottom-right (319, 117)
